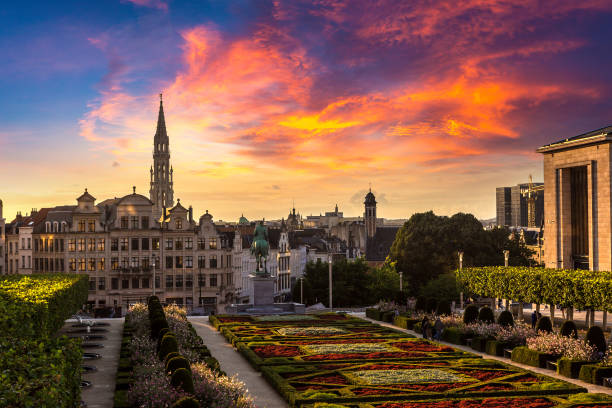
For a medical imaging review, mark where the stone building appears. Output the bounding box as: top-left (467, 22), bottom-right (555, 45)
top-left (538, 125), bottom-right (612, 270)
top-left (0, 200), bottom-right (4, 274)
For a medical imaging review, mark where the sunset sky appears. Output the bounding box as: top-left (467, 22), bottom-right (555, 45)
top-left (2, 1), bottom-right (612, 223)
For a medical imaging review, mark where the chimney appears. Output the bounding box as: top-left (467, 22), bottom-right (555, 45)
top-left (188, 205), bottom-right (193, 223)
top-left (31, 208), bottom-right (38, 215)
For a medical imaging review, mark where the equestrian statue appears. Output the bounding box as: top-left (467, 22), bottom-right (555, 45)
top-left (250, 220), bottom-right (270, 276)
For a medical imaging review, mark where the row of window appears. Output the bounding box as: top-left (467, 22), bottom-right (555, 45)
top-left (88, 272), bottom-right (232, 291)
top-left (119, 216), bottom-right (150, 230)
top-left (65, 254), bottom-right (232, 271)
top-left (34, 257), bottom-right (64, 272)
top-left (63, 237), bottom-right (220, 252)
top-left (34, 238), bottom-right (65, 253)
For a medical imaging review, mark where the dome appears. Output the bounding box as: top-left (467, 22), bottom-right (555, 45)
top-left (238, 214), bottom-right (249, 225)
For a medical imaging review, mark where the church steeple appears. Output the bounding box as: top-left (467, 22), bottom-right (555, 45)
top-left (150, 93), bottom-right (174, 220)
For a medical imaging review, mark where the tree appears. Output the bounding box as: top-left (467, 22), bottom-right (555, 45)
top-left (419, 272), bottom-right (460, 303)
top-left (368, 261), bottom-right (405, 304)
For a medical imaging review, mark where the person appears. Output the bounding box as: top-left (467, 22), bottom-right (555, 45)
top-left (434, 317), bottom-right (444, 341)
top-left (110, 307), bottom-right (116, 319)
top-left (421, 316), bottom-right (430, 339)
top-left (531, 310), bottom-right (537, 329)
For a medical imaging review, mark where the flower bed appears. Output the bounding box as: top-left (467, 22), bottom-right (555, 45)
top-left (210, 313), bottom-right (356, 329)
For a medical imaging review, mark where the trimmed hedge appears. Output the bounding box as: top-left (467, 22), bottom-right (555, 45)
top-left (578, 364), bottom-right (612, 385)
top-left (0, 336), bottom-right (82, 407)
top-left (536, 316), bottom-right (553, 333)
top-left (393, 315), bottom-right (420, 330)
top-left (441, 326), bottom-right (466, 345)
top-left (557, 357), bottom-right (594, 379)
top-left (485, 340), bottom-right (507, 357)
top-left (0, 273), bottom-right (88, 338)
top-left (463, 304), bottom-right (479, 324)
top-left (560, 320), bottom-right (578, 339)
top-left (171, 367), bottom-right (195, 394)
top-left (585, 326), bottom-right (607, 353)
top-left (470, 336), bottom-right (489, 352)
top-left (478, 306), bottom-right (495, 324)
top-left (365, 308), bottom-right (383, 321)
top-left (497, 310), bottom-right (514, 327)
top-left (511, 346), bottom-right (560, 368)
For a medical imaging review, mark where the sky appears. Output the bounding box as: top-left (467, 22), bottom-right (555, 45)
top-left (2, 0), bottom-right (612, 223)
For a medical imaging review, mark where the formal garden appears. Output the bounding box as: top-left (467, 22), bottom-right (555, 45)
top-left (210, 311), bottom-right (612, 408)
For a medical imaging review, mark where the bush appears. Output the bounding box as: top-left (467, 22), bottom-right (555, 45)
top-left (559, 320), bottom-right (578, 339)
top-left (511, 346), bottom-right (559, 368)
top-left (470, 336), bottom-right (488, 352)
top-left (436, 300), bottom-right (451, 315)
top-left (557, 357), bottom-right (593, 379)
top-left (478, 306), bottom-right (494, 323)
top-left (381, 311), bottom-right (395, 323)
top-left (415, 296), bottom-right (427, 312)
top-left (164, 351), bottom-right (181, 365)
top-left (497, 310), bottom-right (514, 327)
top-left (579, 364), bottom-right (612, 385)
top-left (463, 304), bottom-right (479, 324)
top-left (441, 327), bottom-right (465, 344)
top-left (485, 340), bottom-right (506, 356)
top-left (170, 368), bottom-right (195, 394)
top-left (0, 274), bottom-right (88, 338)
top-left (166, 356), bottom-right (191, 375)
top-left (426, 298), bottom-right (438, 314)
top-left (172, 396), bottom-right (200, 408)
top-left (585, 326), bottom-right (607, 353)
top-left (151, 317), bottom-right (169, 340)
top-left (394, 316), bottom-right (420, 330)
top-left (535, 316), bottom-right (553, 333)
top-left (158, 334), bottom-right (179, 361)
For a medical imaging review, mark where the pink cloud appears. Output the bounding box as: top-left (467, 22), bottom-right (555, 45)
top-left (123, 0), bottom-right (168, 11)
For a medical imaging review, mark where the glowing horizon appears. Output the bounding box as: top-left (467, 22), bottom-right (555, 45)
top-left (2, 1), bottom-right (612, 223)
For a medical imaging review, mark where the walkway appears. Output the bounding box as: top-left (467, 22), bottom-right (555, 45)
top-left (358, 314), bottom-right (612, 395)
top-left (189, 316), bottom-right (288, 408)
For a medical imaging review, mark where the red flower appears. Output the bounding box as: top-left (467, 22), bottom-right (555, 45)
top-left (218, 317), bottom-right (253, 323)
top-left (302, 351), bottom-right (426, 361)
top-left (392, 341), bottom-right (455, 353)
top-left (303, 374), bottom-right (349, 384)
top-left (253, 345), bottom-right (300, 358)
top-left (454, 369), bottom-right (510, 381)
top-left (376, 397), bottom-right (554, 408)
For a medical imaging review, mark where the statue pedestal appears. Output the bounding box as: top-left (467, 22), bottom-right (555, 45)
top-left (250, 274), bottom-right (275, 306)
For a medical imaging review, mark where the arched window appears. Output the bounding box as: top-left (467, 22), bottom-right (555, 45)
top-left (61, 221), bottom-right (67, 232)
top-left (45, 222), bottom-right (51, 233)
top-left (53, 222), bottom-right (59, 232)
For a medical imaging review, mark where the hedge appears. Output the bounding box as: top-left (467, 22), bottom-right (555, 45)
top-left (441, 326), bottom-right (466, 345)
top-left (0, 336), bottom-right (82, 407)
top-left (485, 340), bottom-right (507, 357)
top-left (578, 364), bottom-right (612, 385)
top-left (470, 336), bottom-right (489, 352)
top-left (511, 346), bottom-right (560, 368)
top-left (456, 266), bottom-right (612, 311)
top-left (557, 357), bottom-right (595, 379)
top-left (393, 316), bottom-right (420, 330)
top-left (0, 273), bottom-right (88, 338)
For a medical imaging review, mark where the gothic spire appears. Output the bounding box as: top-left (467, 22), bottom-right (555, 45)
top-left (155, 93), bottom-right (168, 142)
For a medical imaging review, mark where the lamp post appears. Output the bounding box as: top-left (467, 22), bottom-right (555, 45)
top-left (152, 258), bottom-right (156, 297)
top-left (300, 277), bottom-right (304, 305)
top-left (458, 251), bottom-right (464, 309)
top-left (399, 271), bottom-right (403, 292)
top-left (328, 252), bottom-right (333, 311)
top-left (198, 267), bottom-right (203, 310)
top-left (503, 250), bottom-right (510, 267)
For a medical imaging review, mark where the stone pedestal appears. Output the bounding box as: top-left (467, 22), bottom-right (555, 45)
top-left (251, 274), bottom-right (275, 306)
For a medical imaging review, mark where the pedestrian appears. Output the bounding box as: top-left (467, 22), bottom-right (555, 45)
top-left (421, 316), bottom-right (430, 339)
top-left (110, 307), bottom-right (116, 319)
top-left (531, 310), bottom-right (537, 329)
top-left (434, 317), bottom-right (444, 341)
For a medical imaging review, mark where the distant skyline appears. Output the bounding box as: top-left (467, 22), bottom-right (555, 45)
top-left (2, 1), bottom-right (612, 222)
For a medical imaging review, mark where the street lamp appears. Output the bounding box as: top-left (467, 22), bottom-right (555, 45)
top-left (399, 271), bottom-right (403, 292)
top-left (458, 251), bottom-right (464, 309)
top-left (152, 258), bottom-right (156, 297)
top-left (300, 277), bottom-right (304, 305)
top-left (328, 252), bottom-right (333, 311)
top-left (198, 267), bottom-right (203, 310)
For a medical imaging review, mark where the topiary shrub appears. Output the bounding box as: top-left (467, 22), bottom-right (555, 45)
top-left (171, 396), bottom-right (200, 408)
top-left (415, 296), bottom-right (427, 312)
top-left (559, 320), bottom-right (578, 339)
top-left (426, 298), bottom-right (438, 314)
top-left (170, 368), bottom-right (195, 394)
top-left (164, 351), bottom-right (181, 365)
top-left (585, 326), bottom-right (607, 354)
top-left (478, 306), bottom-right (495, 324)
top-left (436, 300), bottom-right (451, 316)
top-left (463, 304), bottom-right (479, 324)
top-left (150, 318), bottom-right (169, 339)
top-left (158, 334), bottom-right (179, 361)
top-left (535, 316), bottom-right (553, 333)
top-left (166, 356), bottom-right (191, 375)
top-left (497, 310), bottom-right (514, 327)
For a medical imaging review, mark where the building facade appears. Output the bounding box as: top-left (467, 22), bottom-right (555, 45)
top-left (538, 126), bottom-right (612, 271)
top-left (0, 201), bottom-right (5, 275)
top-left (495, 183), bottom-right (544, 227)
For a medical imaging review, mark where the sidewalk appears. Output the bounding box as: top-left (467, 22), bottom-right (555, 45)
top-left (189, 316), bottom-right (288, 408)
top-left (358, 314), bottom-right (612, 395)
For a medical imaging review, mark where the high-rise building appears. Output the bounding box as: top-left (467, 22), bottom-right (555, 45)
top-left (496, 187), bottom-right (512, 226)
top-left (495, 183), bottom-right (543, 227)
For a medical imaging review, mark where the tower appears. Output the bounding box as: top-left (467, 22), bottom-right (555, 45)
top-left (364, 188), bottom-right (377, 239)
top-left (149, 94), bottom-right (174, 220)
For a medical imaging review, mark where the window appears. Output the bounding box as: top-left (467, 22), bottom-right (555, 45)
top-left (209, 238), bottom-right (217, 249)
top-left (121, 257), bottom-right (128, 268)
top-left (98, 277), bottom-right (105, 290)
top-left (59, 239), bottom-right (64, 252)
top-left (198, 273), bottom-right (206, 287)
top-left (226, 272), bottom-right (233, 285)
top-left (68, 239), bottom-right (76, 251)
top-left (111, 238), bottom-right (118, 251)
top-left (122, 279), bottom-right (129, 289)
top-left (176, 275), bottom-right (183, 288)
top-left (185, 238), bottom-right (193, 249)
top-left (120, 238), bottom-right (128, 251)
top-left (87, 238), bottom-right (95, 251)
top-left (44, 239), bottom-right (48, 252)
top-left (60, 259), bottom-right (64, 271)
top-left (226, 255), bottom-right (232, 268)
top-left (78, 220), bottom-right (86, 232)
top-left (166, 275), bottom-right (173, 289)
top-left (165, 239), bottom-right (173, 250)
top-left (141, 238), bottom-right (149, 250)
top-left (69, 258), bottom-right (76, 272)
top-left (89, 279), bottom-right (96, 291)
top-left (142, 257), bottom-right (150, 269)
top-left (77, 239), bottom-right (85, 252)
top-left (111, 278), bottom-right (119, 290)
top-left (198, 238), bottom-right (205, 250)
top-left (152, 238), bottom-right (160, 250)
top-left (34, 239), bottom-right (39, 252)
top-left (155, 276), bottom-right (160, 289)
top-left (120, 216), bottom-right (128, 229)
top-left (88, 220), bottom-right (95, 232)
top-left (210, 274), bottom-right (217, 287)
top-left (132, 278), bottom-right (139, 289)
top-left (27, 238), bottom-right (31, 249)
top-left (45, 222), bottom-right (50, 233)
top-left (176, 219), bottom-right (182, 229)
top-left (97, 239), bottom-right (105, 251)
top-left (198, 256), bottom-right (206, 268)
top-left (131, 257), bottom-right (139, 267)
top-left (131, 216), bottom-right (138, 229)
top-left (21, 238), bottom-right (25, 249)
top-left (166, 256), bottom-right (173, 268)
top-left (185, 256), bottom-right (193, 268)
top-left (175, 256), bottom-right (183, 269)
top-left (131, 238), bottom-right (139, 251)
top-left (88, 258), bottom-right (96, 271)
top-left (142, 278), bottom-right (150, 288)
top-left (141, 216), bottom-right (149, 229)
top-left (175, 239), bottom-right (183, 250)
top-left (98, 258), bottom-right (105, 271)
top-left (186, 274), bottom-right (193, 288)
top-left (210, 255), bottom-right (217, 268)
top-left (78, 258), bottom-right (86, 271)
top-left (111, 257), bottom-right (119, 270)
